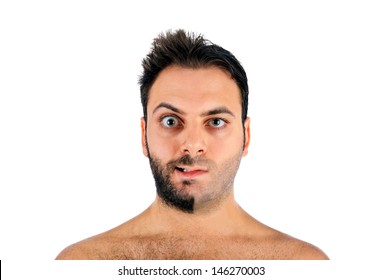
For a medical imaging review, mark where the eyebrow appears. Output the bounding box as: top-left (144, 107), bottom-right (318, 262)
top-left (153, 102), bottom-right (185, 115)
top-left (153, 102), bottom-right (235, 118)
top-left (201, 107), bottom-right (236, 118)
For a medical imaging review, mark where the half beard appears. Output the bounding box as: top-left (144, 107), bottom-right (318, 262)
top-left (148, 155), bottom-right (196, 213)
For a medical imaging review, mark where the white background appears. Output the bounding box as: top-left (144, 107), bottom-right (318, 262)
top-left (1, 0), bottom-right (380, 278)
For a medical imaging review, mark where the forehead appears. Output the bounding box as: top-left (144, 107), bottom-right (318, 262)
top-left (147, 65), bottom-right (241, 115)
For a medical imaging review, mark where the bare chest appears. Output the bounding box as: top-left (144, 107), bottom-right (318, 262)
top-left (94, 236), bottom-right (283, 260)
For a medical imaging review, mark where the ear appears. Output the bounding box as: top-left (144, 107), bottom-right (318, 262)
top-left (141, 117), bottom-right (149, 157)
top-left (242, 117), bottom-right (250, 157)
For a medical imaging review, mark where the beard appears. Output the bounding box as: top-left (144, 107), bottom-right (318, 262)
top-left (147, 148), bottom-right (243, 214)
top-left (148, 154), bottom-right (197, 213)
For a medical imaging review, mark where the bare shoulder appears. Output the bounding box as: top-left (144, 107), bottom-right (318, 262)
top-left (264, 230), bottom-right (329, 260)
top-left (55, 218), bottom-right (141, 260)
top-left (55, 237), bottom-right (101, 260)
top-left (290, 238), bottom-right (329, 260)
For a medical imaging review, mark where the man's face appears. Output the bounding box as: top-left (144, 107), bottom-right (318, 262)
top-left (141, 65), bottom-right (250, 213)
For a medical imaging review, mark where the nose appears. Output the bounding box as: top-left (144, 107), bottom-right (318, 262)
top-left (180, 124), bottom-right (207, 157)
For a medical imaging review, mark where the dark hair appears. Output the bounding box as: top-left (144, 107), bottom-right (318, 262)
top-left (139, 29), bottom-right (249, 123)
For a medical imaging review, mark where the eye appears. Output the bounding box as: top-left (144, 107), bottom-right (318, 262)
top-left (208, 118), bottom-right (226, 128)
top-left (161, 116), bottom-right (180, 128)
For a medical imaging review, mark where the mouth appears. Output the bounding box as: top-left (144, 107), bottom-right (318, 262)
top-left (174, 166), bottom-right (208, 179)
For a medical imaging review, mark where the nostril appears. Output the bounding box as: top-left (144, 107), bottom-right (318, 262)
top-left (181, 141), bottom-right (206, 156)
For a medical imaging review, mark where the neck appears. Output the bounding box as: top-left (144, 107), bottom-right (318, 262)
top-left (144, 191), bottom-right (250, 236)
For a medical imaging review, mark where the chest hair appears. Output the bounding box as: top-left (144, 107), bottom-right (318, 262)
top-left (93, 235), bottom-right (280, 260)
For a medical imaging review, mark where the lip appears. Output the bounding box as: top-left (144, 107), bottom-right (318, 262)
top-left (174, 166), bottom-right (208, 179)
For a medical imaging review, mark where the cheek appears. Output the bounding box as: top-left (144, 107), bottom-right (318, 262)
top-left (211, 139), bottom-right (242, 157)
top-left (206, 133), bottom-right (245, 162)
top-left (146, 129), bottom-right (178, 158)
top-left (213, 127), bottom-right (244, 146)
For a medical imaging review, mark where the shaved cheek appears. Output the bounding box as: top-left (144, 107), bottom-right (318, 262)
top-left (146, 129), bottom-right (177, 158)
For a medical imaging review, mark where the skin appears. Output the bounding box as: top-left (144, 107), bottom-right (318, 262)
top-left (56, 65), bottom-right (329, 260)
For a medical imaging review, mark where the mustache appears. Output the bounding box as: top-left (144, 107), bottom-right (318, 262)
top-left (167, 155), bottom-right (212, 170)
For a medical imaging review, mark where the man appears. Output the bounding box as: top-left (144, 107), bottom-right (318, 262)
top-left (56, 29), bottom-right (328, 260)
